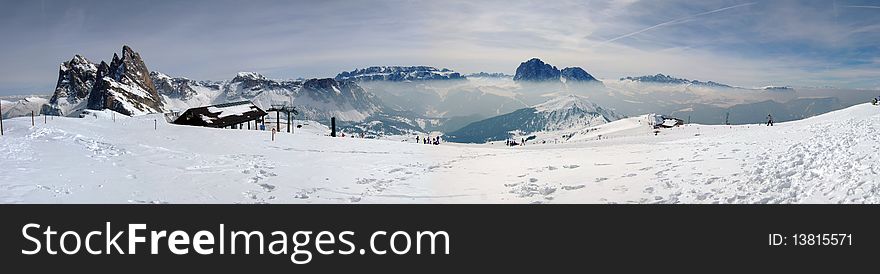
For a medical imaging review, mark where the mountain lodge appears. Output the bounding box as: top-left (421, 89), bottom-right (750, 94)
top-left (173, 101), bottom-right (267, 129)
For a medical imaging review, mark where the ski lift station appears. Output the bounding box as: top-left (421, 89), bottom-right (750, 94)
top-left (172, 101), bottom-right (267, 129)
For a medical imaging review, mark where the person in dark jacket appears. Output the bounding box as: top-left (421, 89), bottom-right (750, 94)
top-left (766, 114), bottom-right (774, 126)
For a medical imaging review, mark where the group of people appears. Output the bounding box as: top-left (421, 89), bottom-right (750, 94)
top-left (415, 135), bottom-right (441, 145)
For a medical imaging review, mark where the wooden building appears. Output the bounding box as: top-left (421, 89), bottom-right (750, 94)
top-left (173, 101), bottom-right (266, 128)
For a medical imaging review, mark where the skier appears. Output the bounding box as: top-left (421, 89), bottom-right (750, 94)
top-left (873, 97), bottom-right (879, 106)
top-left (766, 114), bottom-right (774, 126)
top-left (416, 136), bottom-right (420, 143)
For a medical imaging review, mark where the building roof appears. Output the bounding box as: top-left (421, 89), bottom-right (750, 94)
top-left (173, 101), bottom-right (266, 128)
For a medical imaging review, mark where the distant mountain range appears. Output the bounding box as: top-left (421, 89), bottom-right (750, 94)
top-left (620, 73), bottom-right (794, 91)
top-left (465, 72), bottom-right (512, 78)
top-left (620, 73), bottom-right (733, 88)
top-left (3, 48), bottom-right (848, 141)
top-left (335, 66), bottom-right (465, 82)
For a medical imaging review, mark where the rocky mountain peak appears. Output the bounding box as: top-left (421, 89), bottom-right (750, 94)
top-left (43, 54), bottom-right (100, 115)
top-left (513, 58), bottom-right (560, 82)
top-left (232, 72), bottom-right (268, 82)
top-left (150, 71), bottom-right (199, 100)
top-left (85, 45), bottom-right (164, 115)
top-left (560, 67), bottom-right (598, 82)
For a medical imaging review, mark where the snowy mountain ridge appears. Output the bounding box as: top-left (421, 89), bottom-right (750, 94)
top-left (620, 73), bottom-right (733, 88)
top-left (336, 66), bottom-right (466, 82)
top-left (534, 94), bottom-right (609, 113)
top-left (445, 94), bottom-right (621, 143)
top-left (530, 94), bottom-right (622, 132)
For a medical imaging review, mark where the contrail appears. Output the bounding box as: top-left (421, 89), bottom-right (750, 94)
top-left (602, 2), bottom-right (756, 44)
top-left (842, 5), bottom-right (880, 9)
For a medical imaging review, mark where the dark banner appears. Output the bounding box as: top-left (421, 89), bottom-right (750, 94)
top-left (1, 205), bottom-right (876, 272)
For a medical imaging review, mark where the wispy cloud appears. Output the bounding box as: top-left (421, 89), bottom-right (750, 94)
top-left (841, 5), bottom-right (880, 9)
top-left (600, 2), bottom-right (756, 44)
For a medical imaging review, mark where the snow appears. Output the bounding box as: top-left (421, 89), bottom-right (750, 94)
top-left (236, 72), bottom-right (266, 80)
top-left (525, 114), bottom-right (656, 143)
top-left (1, 103), bottom-right (879, 204)
top-left (206, 103), bottom-right (257, 118)
top-left (661, 119), bottom-right (679, 127)
top-left (533, 94), bottom-right (601, 113)
top-left (106, 76), bottom-right (151, 98)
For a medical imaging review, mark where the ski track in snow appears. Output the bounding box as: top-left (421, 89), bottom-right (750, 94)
top-left (1, 105), bottom-right (879, 204)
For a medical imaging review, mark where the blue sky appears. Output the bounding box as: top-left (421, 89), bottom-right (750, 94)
top-left (1, 0), bottom-right (879, 95)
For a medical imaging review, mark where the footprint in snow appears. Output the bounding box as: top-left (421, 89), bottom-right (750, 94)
top-left (259, 183), bottom-right (276, 192)
top-left (562, 185), bottom-right (585, 191)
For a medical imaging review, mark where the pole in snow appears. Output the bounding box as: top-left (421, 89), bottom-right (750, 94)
top-left (31, 111), bottom-right (35, 126)
top-left (154, 119), bottom-right (157, 130)
top-left (0, 103), bottom-right (4, 136)
top-left (330, 117), bottom-right (337, 137)
top-left (44, 114), bottom-right (47, 124)
top-left (276, 111), bottom-right (280, 133)
top-left (287, 110), bottom-right (291, 133)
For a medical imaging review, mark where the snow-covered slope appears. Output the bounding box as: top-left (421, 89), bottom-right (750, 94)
top-left (446, 94), bottom-right (621, 143)
top-left (1, 103), bottom-right (879, 204)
